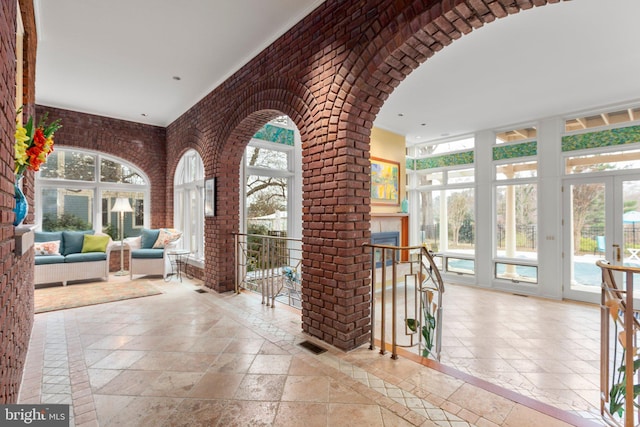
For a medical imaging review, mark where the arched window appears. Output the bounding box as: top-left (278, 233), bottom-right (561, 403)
top-left (242, 116), bottom-right (302, 238)
top-left (36, 148), bottom-right (150, 240)
top-left (174, 150), bottom-right (205, 262)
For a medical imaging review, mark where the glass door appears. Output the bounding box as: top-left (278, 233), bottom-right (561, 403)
top-left (563, 175), bottom-right (640, 303)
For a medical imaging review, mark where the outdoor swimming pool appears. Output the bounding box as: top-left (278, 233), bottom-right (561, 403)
top-left (446, 258), bottom-right (640, 288)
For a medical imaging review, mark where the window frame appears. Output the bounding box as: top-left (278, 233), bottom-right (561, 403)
top-left (491, 129), bottom-right (539, 285)
top-left (174, 149), bottom-right (205, 263)
top-left (241, 117), bottom-right (302, 240)
top-left (35, 148), bottom-right (150, 233)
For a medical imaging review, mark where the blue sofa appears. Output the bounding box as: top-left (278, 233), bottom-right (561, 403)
top-left (34, 230), bottom-right (113, 286)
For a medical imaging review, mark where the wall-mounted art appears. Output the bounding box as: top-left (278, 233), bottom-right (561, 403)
top-left (205, 178), bottom-right (215, 216)
top-left (371, 157), bottom-right (399, 206)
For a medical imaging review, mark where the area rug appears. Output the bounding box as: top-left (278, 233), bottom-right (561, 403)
top-left (35, 280), bottom-right (163, 313)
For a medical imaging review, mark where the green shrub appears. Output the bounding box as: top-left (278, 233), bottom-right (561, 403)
top-left (102, 223), bottom-right (118, 241)
top-left (42, 213), bottom-right (92, 232)
top-left (580, 237), bottom-right (596, 253)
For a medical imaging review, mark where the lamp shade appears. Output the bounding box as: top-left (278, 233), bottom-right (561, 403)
top-left (111, 197), bottom-right (133, 213)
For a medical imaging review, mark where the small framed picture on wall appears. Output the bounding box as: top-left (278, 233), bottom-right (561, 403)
top-left (205, 178), bottom-right (215, 216)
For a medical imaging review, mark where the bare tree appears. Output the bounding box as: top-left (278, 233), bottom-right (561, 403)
top-left (246, 146), bottom-right (287, 218)
top-left (448, 191), bottom-right (471, 246)
top-left (571, 183), bottom-right (603, 254)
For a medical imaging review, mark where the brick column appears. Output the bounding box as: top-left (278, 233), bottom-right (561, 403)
top-left (301, 129), bottom-right (372, 351)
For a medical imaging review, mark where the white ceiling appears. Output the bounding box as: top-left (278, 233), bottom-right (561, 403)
top-left (378, 0), bottom-right (640, 144)
top-left (34, 0), bottom-right (326, 127)
top-left (34, 0), bottom-right (640, 143)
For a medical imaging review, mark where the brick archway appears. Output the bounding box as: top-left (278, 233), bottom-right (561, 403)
top-left (203, 78), bottom-right (319, 293)
top-left (161, 0), bottom-right (564, 350)
top-left (298, 0), bottom-right (563, 350)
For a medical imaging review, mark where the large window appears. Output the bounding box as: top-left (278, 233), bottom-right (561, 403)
top-left (409, 137), bottom-right (476, 275)
top-left (242, 116), bottom-right (302, 238)
top-left (493, 129), bottom-right (538, 284)
top-left (36, 149), bottom-right (149, 239)
top-left (174, 150), bottom-right (205, 262)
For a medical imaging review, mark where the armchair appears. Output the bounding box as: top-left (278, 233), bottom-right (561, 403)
top-left (127, 228), bottom-right (182, 279)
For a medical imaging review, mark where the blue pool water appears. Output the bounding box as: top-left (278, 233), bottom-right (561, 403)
top-left (447, 258), bottom-right (640, 287)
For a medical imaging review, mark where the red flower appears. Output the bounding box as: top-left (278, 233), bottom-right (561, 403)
top-left (33, 128), bottom-right (46, 148)
top-left (27, 146), bottom-right (44, 171)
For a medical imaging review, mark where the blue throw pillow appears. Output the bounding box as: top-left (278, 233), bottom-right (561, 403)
top-left (62, 230), bottom-right (95, 256)
top-left (140, 228), bottom-right (160, 249)
top-left (35, 231), bottom-right (63, 242)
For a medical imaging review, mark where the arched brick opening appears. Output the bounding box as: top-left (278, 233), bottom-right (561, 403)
top-left (203, 80), bottom-right (318, 293)
top-left (302, 0), bottom-right (564, 351)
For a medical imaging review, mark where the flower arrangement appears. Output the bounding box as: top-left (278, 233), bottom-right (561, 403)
top-left (14, 107), bottom-right (61, 176)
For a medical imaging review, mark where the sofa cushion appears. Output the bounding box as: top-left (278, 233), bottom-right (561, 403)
top-left (82, 234), bottom-right (110, 253)
top-left (131, 248), bottom-right (164, 259)
top-left (35, 231), bottom-right (63, 242)
top-left (35, 255), bottom-right (66, 265)
top-left (141, 229), bottom-right (160, 249)
top-left (65, 252), bottom-right (107, 263)
top-left (34, 240), bottom-right (61, 256)
top-left (152, 228), bottom-right (182, 248)
top-left (62, 230), bottom-right (95, 255)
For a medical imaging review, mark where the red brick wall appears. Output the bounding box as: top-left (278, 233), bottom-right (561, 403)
top-left (0, 0), bottom-right (37, 404)
top-left (109, 248), bottom-right (129, 272)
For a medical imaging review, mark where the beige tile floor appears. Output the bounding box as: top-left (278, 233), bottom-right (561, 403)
top-left (18, 275), bottom-right (605, 426)
top-left (374, 283), bottom-right (604, 424)
top-left (439, 286), bottom-right (602, 422)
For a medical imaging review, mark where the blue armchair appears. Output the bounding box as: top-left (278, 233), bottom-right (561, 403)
top-left (127, 228), bottom-right (181, 279)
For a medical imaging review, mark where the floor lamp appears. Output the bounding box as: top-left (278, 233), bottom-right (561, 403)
top-left (111, 197), bottom-right (133, 276)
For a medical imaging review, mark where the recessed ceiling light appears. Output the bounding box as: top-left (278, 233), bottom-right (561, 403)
top-left (141, 113), bottom-right (147, 117)
top-left (397, 113), bottom-right (404, 117)
top-left (421, 123), bottom-right (427, 126)
top-left (172, 76), bottom-right (181, 81)
top-left (416, 136), bottom-right (422, 139)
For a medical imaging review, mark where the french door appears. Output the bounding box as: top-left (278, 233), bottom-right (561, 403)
top-left (563, 174), bottom-right (640, 303)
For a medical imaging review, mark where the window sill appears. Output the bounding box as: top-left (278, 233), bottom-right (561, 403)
top-left (187, 257), bottom-right (204, 269)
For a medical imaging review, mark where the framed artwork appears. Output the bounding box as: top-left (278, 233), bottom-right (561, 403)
top-left (205, 178), bottom-right (215, 216)
top-left (371, 157), bottom-right (400, 205)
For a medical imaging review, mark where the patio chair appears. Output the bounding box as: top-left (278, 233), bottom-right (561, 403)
top-left (127, 228), bottom-right (181, 279)
top-left (282, 265), bottom-right (301, 306)
top-left (594, 236), bottom-right (605, 256)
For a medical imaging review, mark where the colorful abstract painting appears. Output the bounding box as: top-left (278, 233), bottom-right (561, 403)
top-left (371, 157), bottom-right (399, 205)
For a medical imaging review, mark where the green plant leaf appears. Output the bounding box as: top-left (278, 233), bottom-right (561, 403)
top-left (406, 318), bottom-right (418, 332)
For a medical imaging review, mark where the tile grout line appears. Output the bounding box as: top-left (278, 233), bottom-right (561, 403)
top-left (64, 311), bottom-right (98, 427)
top-left (40, 312), bottom-right (74, 425)
top-left (210, 295), bottom-right (474, 427)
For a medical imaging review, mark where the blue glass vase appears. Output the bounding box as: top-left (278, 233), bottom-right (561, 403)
top-left (13, 175), bottom-right (28, 227)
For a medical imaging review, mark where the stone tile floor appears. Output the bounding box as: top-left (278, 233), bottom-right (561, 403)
top-left (373, 282), bottom-right (605, 425)
top-left (19, 275), bottom-right (604, 426)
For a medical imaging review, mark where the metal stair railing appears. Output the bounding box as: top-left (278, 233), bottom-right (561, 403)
top-left (234, 233), bottom-right (302, 309)
top-left (363, 243), bottom-right (445, 361)
top-left (597, 260), bottom-right (640, 427)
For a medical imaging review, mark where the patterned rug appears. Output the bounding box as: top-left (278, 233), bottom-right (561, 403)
top-left (35, 280), bottom-right (163, 313)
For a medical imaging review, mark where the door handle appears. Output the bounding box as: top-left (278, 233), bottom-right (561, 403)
top-left (613, 244), bottom-right (621, 262)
